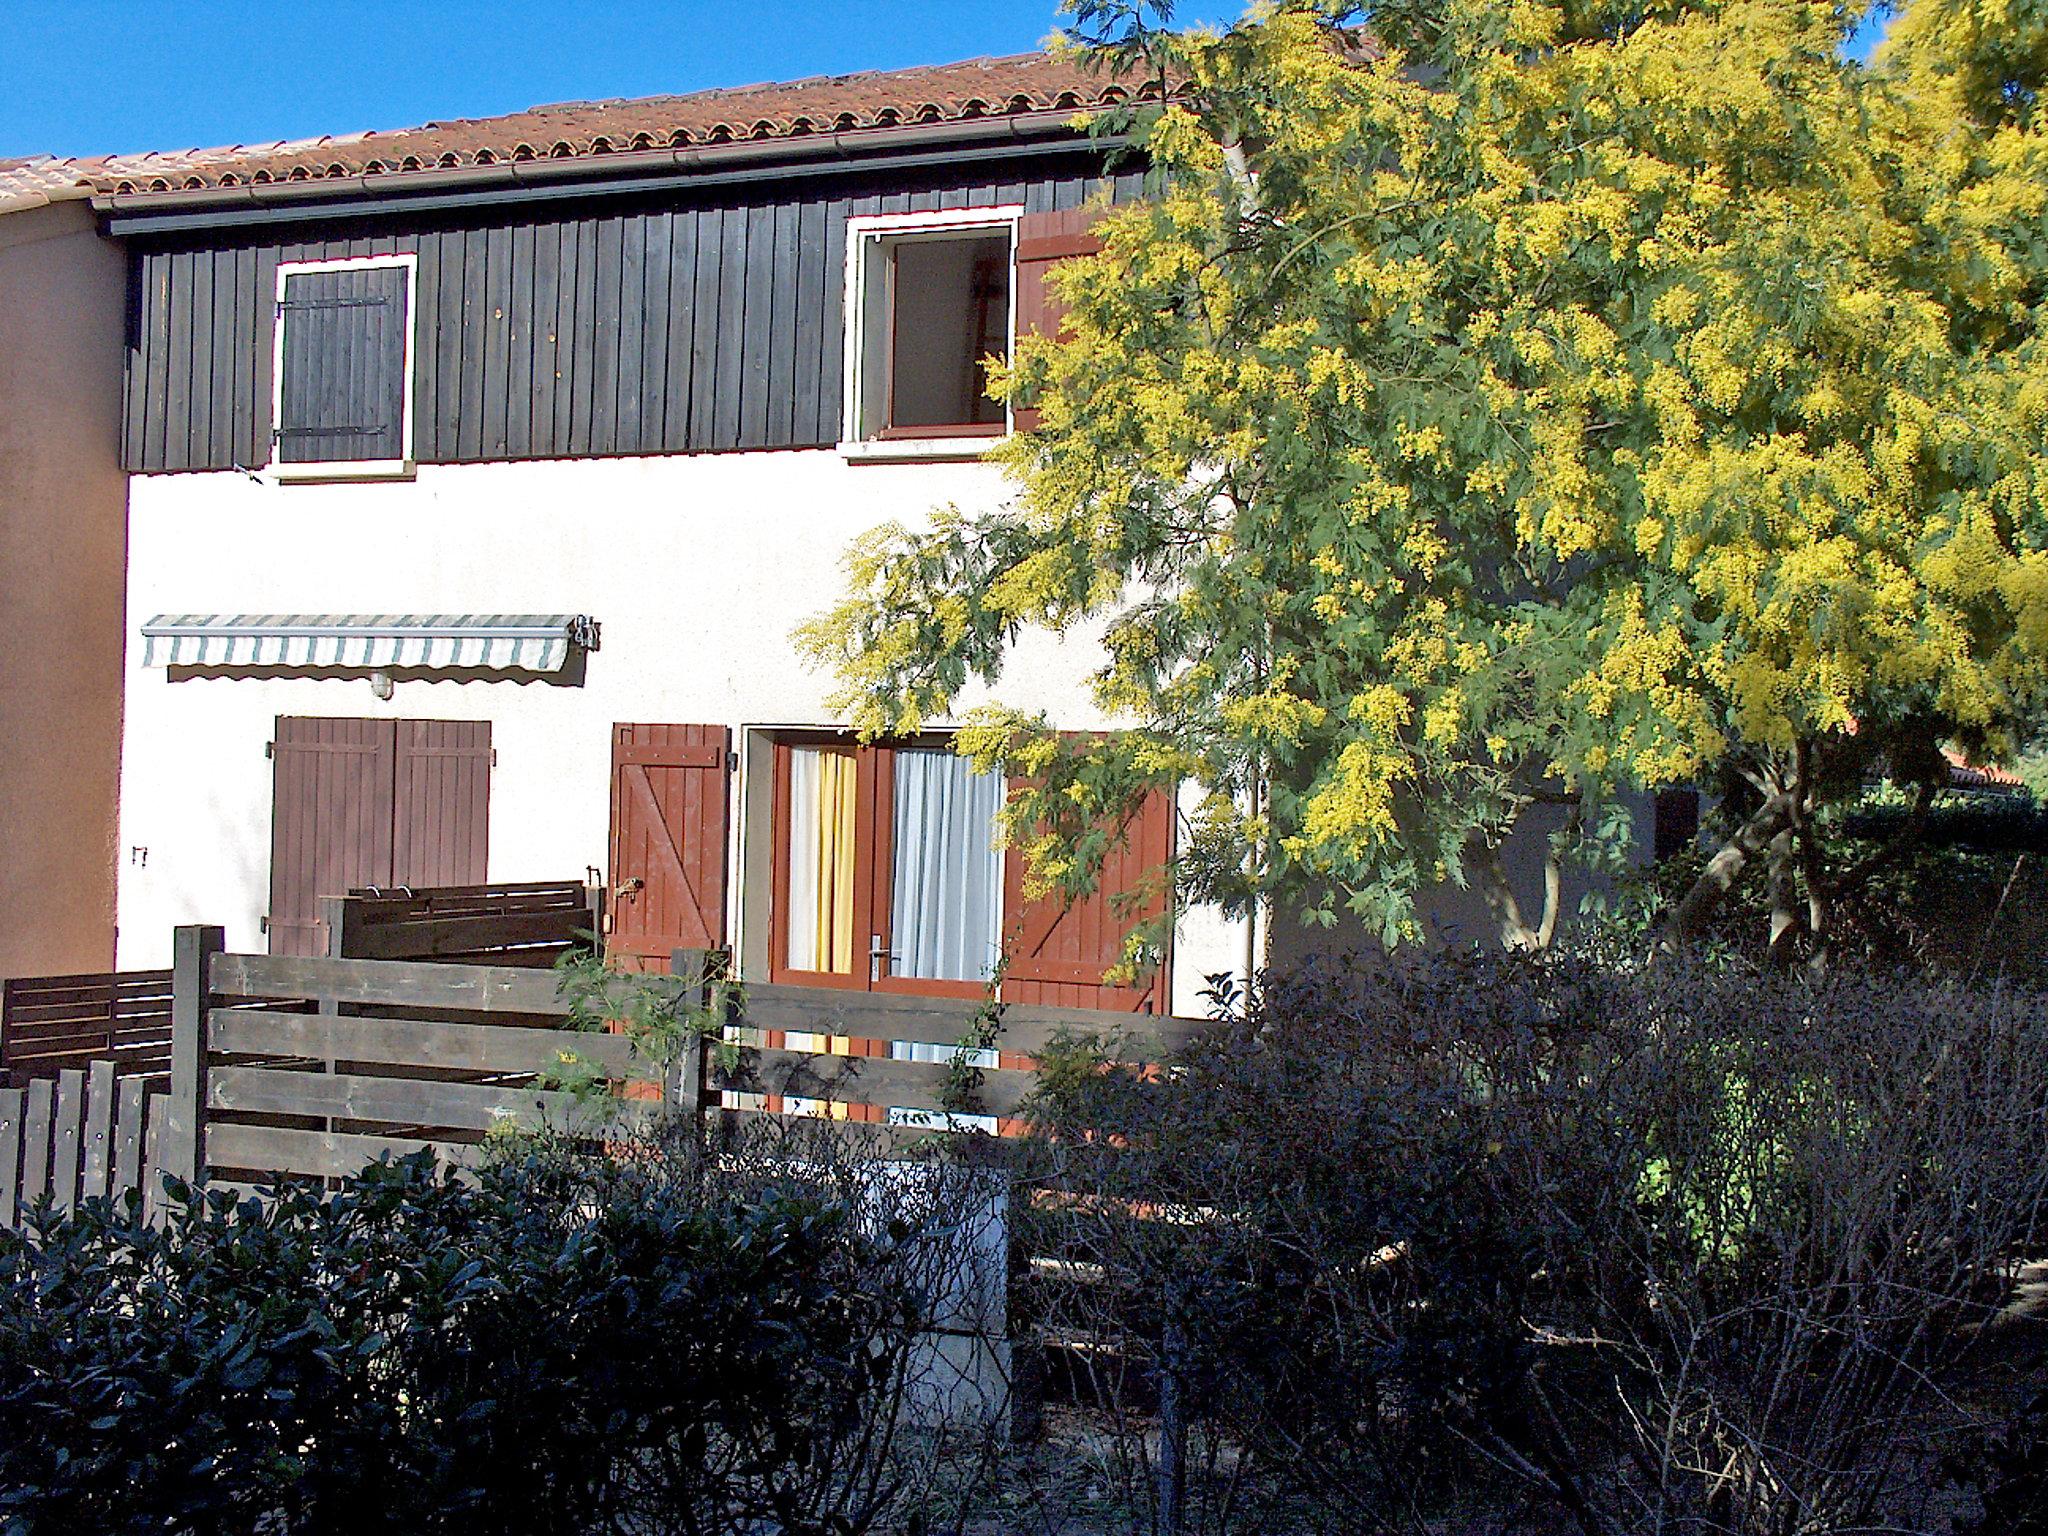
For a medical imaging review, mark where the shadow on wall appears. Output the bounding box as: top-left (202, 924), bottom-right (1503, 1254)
top-left (1270, 795), bottom-right (1658, 966)
top-left (163, 655), bottom-right (590, 689)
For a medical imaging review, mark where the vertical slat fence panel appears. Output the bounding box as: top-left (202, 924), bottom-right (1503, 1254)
top-left (0, 1088), bottom-right (20, 1228)
top-left (20, 1078), bottom-right (53, 1216)
top-left (114, 1075), bottom-right (147, 1205)
top-left (51, 1069), bottom-right (84, 1213)
top-left (143, 1092), bottom-right (170, 1225)
top-left (82, 1059), bottom-right (115, 1201)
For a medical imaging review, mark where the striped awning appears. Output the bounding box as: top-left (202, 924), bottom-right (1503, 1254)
top-left (140, 613), bottom-right (600, 672)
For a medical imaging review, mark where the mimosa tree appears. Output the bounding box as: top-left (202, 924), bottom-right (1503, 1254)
top-left (802, 0), bottom-right (2048, 962)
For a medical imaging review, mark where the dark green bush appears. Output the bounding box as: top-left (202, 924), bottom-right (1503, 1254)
top-left (1021, 951), bottom-right (2048, 1535)
top-left (0, 1143), bottom-right (924, 1536)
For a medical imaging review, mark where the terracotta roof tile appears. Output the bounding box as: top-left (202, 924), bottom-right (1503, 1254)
top-left (1944, 747), bottom-right (2028, 792)
top-left (11, 52), bottom-right (1146, 203)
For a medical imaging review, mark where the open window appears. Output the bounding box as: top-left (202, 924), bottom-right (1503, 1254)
top-left (841, 208), bottom-right (1019, 460)
top-left (269, 254), bottom-right (417, 479)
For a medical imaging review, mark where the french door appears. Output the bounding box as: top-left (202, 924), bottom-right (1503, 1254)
top-left (768, 738), bottom-right (1005, 1002)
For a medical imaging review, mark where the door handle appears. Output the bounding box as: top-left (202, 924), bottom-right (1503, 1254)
top-left (868, 933), bottom-right (898, 984)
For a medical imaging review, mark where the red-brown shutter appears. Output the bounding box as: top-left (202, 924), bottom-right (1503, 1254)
top-left (267, 718), bottom-right (396, 957)
top-left (392, 720), bottom-right (491, 888)
top-left (1011, 208), bottom-right (1105, 433)
top-left (608, 724), bottom-right (731, 974)
top-left (1001, 784), bottom-right (1174, 1013)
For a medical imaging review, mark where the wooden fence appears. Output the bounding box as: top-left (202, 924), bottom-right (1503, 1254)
top-left (0, 881), bottom-right (599, 1093)
top-left (0, 1060), bottom-right (174, 1226)
top-left (0, 927), bottom-right (1211, 1431)
top-left (324, 880), bottom-right (603, 967)
top-left (0, 970), bottom-right (176, 1083)
top-left (2, 924), bottom-right (1208, 1222)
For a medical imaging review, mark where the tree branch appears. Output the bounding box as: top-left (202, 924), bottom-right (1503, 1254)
top-left (1659, 793), bottom-right (1797, 957)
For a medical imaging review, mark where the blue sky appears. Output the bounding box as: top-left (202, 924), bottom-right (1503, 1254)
top-left (1, 1), bottom-right (1891, 163)
top-left (0, 1), bottom-right (1245, 161)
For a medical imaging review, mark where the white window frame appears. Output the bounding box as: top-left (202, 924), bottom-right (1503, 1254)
top-left (839, 206), bottom-right (1022, 464)
top-left (269, 253), bottom-right (418, 482)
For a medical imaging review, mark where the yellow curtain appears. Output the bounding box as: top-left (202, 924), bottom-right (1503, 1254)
top-left (816, 749), bottom-right (857, 975)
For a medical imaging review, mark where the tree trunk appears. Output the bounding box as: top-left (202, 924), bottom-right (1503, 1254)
top-left (1659, 793), bottom-right (1796, 956)
top-left (1766, 827), bottom-right (1803, 966)
top-left (1473, 810), bottom-right (1578, 952)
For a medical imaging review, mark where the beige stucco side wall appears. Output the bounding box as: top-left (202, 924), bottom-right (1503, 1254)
top-left (0, 200), bottom-right (127, 978)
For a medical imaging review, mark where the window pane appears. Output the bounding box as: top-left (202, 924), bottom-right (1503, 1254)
top-left (784, 748), bottom-right (858, 973)
top-left (888, 235), bottom-right (1010, 429)
top-left (889, 749), bottom-right (1003, 984)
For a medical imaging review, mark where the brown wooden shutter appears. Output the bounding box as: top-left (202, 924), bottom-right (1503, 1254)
top-left (1011, 208), bottom-right (1105, 433)
top-left (268, 718), bottom-right (396, 957)
top-left (1001, 782), bottom-right (1174, 1013)
top-left (608, 724), bottom-right (732, 973)
top-left (393, 720), bottom-right (491, 888)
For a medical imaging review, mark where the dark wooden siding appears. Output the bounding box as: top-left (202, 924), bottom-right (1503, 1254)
top-left (125, 161), bottom-right (1145, 472)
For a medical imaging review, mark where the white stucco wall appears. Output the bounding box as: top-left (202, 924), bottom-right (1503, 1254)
top-left (116, 450), bottom-right (1243, 1013)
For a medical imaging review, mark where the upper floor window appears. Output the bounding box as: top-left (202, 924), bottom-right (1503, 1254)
top-left (842, 207), bottom-right (1019, 460)
top-left (270, 254), bottom-right (416, 479)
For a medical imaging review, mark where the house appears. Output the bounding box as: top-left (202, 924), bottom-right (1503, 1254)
top-left (34, 53), bottom-right (1244, 1013)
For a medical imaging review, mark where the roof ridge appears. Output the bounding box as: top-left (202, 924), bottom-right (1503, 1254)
top-left (505, 51), bottom-right (1049, 120)
top-left (54, 50), bottom-right (1134, 200)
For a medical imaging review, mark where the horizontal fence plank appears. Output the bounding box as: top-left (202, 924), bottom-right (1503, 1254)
top-left (345, 909), bottom-right (592, 962)
top-left (3, 970), bottom-right (173, 997)
top-left (207, 1063), bottom-right (652, 1136)
top-left (212, 953), bottom-right (577, 1015)
top-left (710, 1106), bottom-right (1010, 1161)
top-left (741, 983), bottom-right (1209, 1057)
top-left (727, 1046), bottom-right (1034, 1118)
top-left (350, 879), bottom-right (588, 906)
top-left (209, 1008), bottom-right (642, 1077)
top-left (207, 1122), bottom-right (486, 1181)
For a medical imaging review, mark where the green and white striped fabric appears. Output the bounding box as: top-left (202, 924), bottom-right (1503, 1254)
top-left (139, 614), bottom-right (600, 672)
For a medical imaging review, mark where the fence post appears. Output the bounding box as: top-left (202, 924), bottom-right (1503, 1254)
top-left (321, 894), bottom-right (355, 958)
top-left (164, 925), bottom-right (224, 1190)
top-left (1156, 1286), bottom-right (1190, 1536)
top-left (668, 948), bottom-right (721, 1128)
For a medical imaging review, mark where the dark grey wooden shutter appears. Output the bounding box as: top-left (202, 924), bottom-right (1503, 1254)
top-left (275, 265), bottom-right (410, 464)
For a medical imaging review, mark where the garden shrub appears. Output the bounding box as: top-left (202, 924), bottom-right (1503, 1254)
top-left (0, 1138), bottom-right (931, 1536)
top-left (1020, 950), bottom-right (2048, 1535)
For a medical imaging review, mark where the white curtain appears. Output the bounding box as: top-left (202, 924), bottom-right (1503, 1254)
top-left (784, 748), bottom-right (856, 976)
top-left (889, 749), bottom-right (1003, 984)
top-left (786, 749), bottom-right (822, 971)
